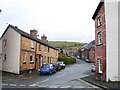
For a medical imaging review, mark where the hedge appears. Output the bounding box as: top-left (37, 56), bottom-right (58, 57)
top-left (58, 57), bottom-right (76, 65)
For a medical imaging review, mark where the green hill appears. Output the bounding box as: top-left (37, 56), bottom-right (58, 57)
top-left (48, 41), bottom-right (85, 49)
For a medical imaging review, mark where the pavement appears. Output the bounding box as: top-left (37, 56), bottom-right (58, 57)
top-left (81, 74), bottom-right (120, 90)
top-left (2, 71), bottom-right (39, 82)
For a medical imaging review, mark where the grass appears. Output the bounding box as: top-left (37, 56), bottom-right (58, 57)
top-left (48, 41), bottom-right (85, 49)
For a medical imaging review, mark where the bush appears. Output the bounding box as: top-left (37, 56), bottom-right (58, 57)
top-left (58, 57), bottom-right (76, 65)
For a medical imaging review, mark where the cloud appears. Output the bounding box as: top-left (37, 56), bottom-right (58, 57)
top-left (0, 0), bottom-right (100, 43)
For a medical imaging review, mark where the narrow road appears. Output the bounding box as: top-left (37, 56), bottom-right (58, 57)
top-left (2, 59), bottom-right (99, 89)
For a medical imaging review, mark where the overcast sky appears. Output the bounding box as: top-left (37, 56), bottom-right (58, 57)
top-left (0, 0), bottom-right (100, 43)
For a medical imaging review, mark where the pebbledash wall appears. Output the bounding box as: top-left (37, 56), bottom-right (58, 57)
top-left (2, 27), bottom-right (20, 74)
top-left (0, 38), bottom-right (2, 71)
top-left (105, 0), bottom-right (119, 81)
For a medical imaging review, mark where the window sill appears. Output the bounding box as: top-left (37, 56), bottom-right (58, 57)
top-left (97, 24), bottom-right (102, 28)
top-left (98, 71), bottom-right (103, 74)
top-left (31, 47), bottom-right (34, 49)
top-left (30, 61), bottom-right (34, 64)
top-left (23, 61), bottom-right (26, 64)
top-left (96, 43), bottom-right (103, 46)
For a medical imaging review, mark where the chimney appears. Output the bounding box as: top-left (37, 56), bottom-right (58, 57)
top-left (30, 29), bottom-right (38, 38)
top-left (41, 34), bottom-right (48, 43)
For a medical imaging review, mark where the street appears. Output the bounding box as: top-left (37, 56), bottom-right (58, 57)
top-left (2, 59), bottom-right (99, 89)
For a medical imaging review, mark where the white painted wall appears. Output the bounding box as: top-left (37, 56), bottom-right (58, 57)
top-left (105, 1), bottom-right (119, 81)
top-left (2, 27), bottom-right (21, 74)
top-left (0, 38), bottom-right (2, 71)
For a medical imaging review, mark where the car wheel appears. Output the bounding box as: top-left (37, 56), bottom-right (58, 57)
top-left (49, 71), bottom-right (52, 75)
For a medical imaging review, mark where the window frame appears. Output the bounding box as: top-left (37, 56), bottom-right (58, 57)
top-left (3, 39), bottom-right (7, 46)
top-left (23, 53), bottom-right (26, 64)
top-left (4, 54), bottom-right (6, 61)
top-left (30, 54), bottom-right (34, 64)
top-left (39, 43), bottom-right (41, 51)
top-left (97, 16), bottom-right (102, 27)
top-left (31, 40), bottom-right (34, 49)
top-left (44, 46), bottom-right (47, 53)
top-left (98, 58), bottom-right (103, 74)
top-left (44, 56), bottom-right (46, 63)
top-left (97, 32), bottom-right (102, 45)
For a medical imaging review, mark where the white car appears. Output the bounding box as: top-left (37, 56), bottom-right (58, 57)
top-left (57, 61), bottom-right (65, 69)
top-left (91, 63), bottom-right (95, 72)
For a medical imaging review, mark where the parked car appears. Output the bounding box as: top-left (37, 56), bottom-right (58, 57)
top-left (76, 56), bottom-right (80, 59)
top-left (39, 64), bottom-right (56, 75)
top-left (85, 59), bottom-right (91, 63)
top-left (91, 63), bottom-right (95, 72)
top-left (57, 61), bottom-right (65, 69)
top-left (52, 63), bottom-right (61, 71)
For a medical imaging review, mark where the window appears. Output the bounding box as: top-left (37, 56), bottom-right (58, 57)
top-left (30, 54), bottom-right (34, 64)
top-left (44, 56), bottom-right (46, 63)
top-left (48, 47), bottom-right (50, 53)
top-left (39, 44), bottom-right (41, 51)
top-left (3, 39), bottom-right (7, 46)
top-left (98, 58), bottom-right (102, 73)
top-left (97, 32), bottom-right (102, 45)
top-left (44, 46), bottom-right (47, 53)
top-left (31, 40), bottom-right (34, 49)
top-left (4, 54), bottom-right (6, 61)
top-left (97, 16), bottom-right (102, 27)
top-left (23, 53), bottom-right (26, 64)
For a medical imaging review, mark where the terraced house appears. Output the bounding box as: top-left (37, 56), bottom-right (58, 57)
top-left (0, 24), bottom-right (59, 74)
top-left (92, 0), bottom-right (119, 81)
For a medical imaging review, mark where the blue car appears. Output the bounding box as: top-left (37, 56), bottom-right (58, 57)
top-left (40, 64), bottom-right (56, 75)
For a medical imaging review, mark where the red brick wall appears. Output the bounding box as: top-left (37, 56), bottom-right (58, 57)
top-left (94, 3), bottom-right (106, 81)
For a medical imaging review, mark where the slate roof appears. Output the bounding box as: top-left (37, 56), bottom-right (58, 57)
top-left (92, 1), bottom-right (104, 20)
top-left (81, 40), bottom-right (95, 50)
top-left (1, 24), bottom-right (58, 50)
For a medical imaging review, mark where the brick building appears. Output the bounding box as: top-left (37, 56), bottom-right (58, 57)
top-left (0, 24), bottom-right (59, 74)
top-left (92, 0), bottom-right (119, 81)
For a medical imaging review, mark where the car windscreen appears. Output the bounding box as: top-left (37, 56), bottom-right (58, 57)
top-left (42, 64), bottom-right (49, 68)
top-left (57, 62), bottom-right (62, 64)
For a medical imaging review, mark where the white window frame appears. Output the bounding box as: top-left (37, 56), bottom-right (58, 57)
top-left (23, 53), bottom-right (26, 63)
top-left (31, 40), bottom-right (34, 49)
top-left (3, 39), bottom-right (7, 46)
top-left (44, 56), bottom-right (46, 63)
top-left (30, 54), bottom-right (34, 62)
top-left (97, 16), bottom-right (102, 27)
top-left (98, 58), bottom-right (102, 73)
top-left (97, 32), bottom-right (102, 45)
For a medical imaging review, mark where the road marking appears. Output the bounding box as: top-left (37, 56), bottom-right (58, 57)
top-left (48, 85), bottom-right (60, 88)
top-left (29, 79), bottom-right (50, 87)
top-left (56, 74), bottom-right (65, 77)
top-left (9, 84), bottom-right (17, 86)
top-left (40, 79), bottom-right (50, 83)
top-left (1, 84), bottom-right (8, 86)
top-left (77, 79), bottom-right (99, 89)
top-left (38, 85), bottom-right (49, 88)
top-left (60, 85), bottom-right (71, 88)
top-left (72, 86), bottom-right (85, 88)
top-left (19, 85), bottom-right (26, 87)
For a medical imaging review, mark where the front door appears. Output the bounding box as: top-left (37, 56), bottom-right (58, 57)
top-left (36, 55), bottom-right (42, 70)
